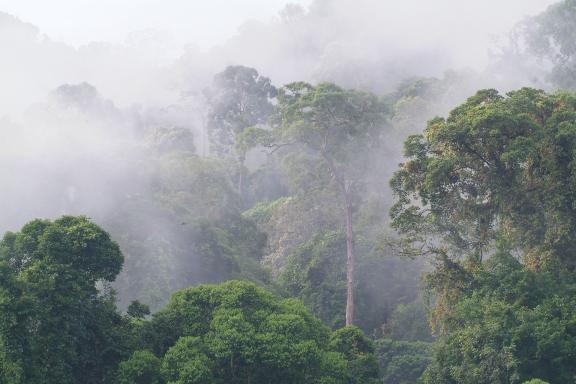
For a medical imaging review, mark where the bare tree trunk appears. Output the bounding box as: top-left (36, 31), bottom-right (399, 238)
top-left (344, 189), bottom-right (355, 326)
top-left (324, 152), bottom-right (355, 326)
top-left (238, 153), bottom-right (246, 206)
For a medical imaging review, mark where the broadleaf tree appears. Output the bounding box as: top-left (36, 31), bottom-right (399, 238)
top-left (242, 82), bottom-right (389, 325)
top-left (521, 0), bottom-right (576, 89)
top-left (205, 65), bottom-right (277, 201)
top-left (0, 216), bottom-right (127, 384)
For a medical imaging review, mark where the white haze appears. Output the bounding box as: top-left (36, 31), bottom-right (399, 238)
top-left (0, 0), bottom-right (557, 118)
top-left (0, 0), bottom-right (314, 49)
top-left (0, 0), bottom-right (561, 307)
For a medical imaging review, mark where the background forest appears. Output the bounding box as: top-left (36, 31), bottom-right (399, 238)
top-left (1, 0), bottom-right (576, 383)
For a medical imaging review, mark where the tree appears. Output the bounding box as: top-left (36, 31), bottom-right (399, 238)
top-left (127, 300), bottom-right (151, 319)
top-left (384, 300), bottom-right (433, 342)
top-left (521, 0), bottom-right (576, 90)
top-left (279, 230), bottom-right (423, 333)
top-left (111, 146), bottom-right (274, 312)
top-left (0, 216), bottom-right (128, 384)
top-left (117, 350), bottom-right (162, 384)
top-left (244, 82), bottom-right (388, 325)
top-left (374, 338), bottom-right (432, 384)
top-left (391, 88), bottom-right (576, 271)
top-left (205, 65), bottom-right (276, 157)
top-left (420, 250), bottom-right (576, 384)
top-left (144, 126), bottom-right (196, 155)
top-left (390, 87), bottom-right (576, 383)
top-left (205, 65), bottom-right (277, 201)
top-left (328, 326), bottom-right (380, 384)
top-left (131, 280), bottom-right (378, 383)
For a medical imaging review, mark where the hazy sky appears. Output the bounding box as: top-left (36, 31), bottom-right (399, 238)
top-left (0, 0), bottom-right (312, 49)
top-left (0, 0), bottom-right (558, 53)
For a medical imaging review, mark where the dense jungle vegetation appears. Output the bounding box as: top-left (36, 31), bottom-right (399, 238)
top-left (2, 1), bottom-right (576, 383)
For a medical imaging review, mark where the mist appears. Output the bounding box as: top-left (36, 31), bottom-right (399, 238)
top-left (4, 2), bottom-right (576, 382)
top-left (0, 0), bottom-right (561, 309)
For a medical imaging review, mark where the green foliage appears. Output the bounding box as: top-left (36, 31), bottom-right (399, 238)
top-left (243, 196), bottom-right (292, 223)
top-left (186, 216), bottom-right (270, 286)
top-left (132, 280), bottom-right (378, 384)
top-left (145, 126), bottom-right (195, 155)
top-left (128, 300), bottom-right (151, 319)
top-left (280, 231), bottom-right (424, 333)
top-left (244, 191), bottom-right (342, 274)
top-left (243, 81), bottom-right (389, 207)
top-left (117, 351), bottom-right (162, 384)
top-left (112, 151), bottom-right (271, 310)
top-left (421, 249), bottom-right (576, 384)
top-left (152, 153), bottom-right (242, 221)
top-left (523, 0), bottom-right (576, 89)
top-left (205, 65), bottom-right (276, 157)
top-left (0, 216), bottom-right (129, 384)
top-left (329, 326), bottom-right (380, 384)
top-left (391, 87), bottom-right (576, 383)
top-left (269, 82), bottom-right (389, 189)
top-left (280, 231), bottom-right (348, 328)
top-left (391, 88), bottom-right (576, 270)
top-left (374, 339), bottom-right (432, 384)
top-left (243, 160), bottom-right (290, 207)
top-left (161, 337), bottom-right (213, 384)
top-left (385, 300), bottom-right (433, 342)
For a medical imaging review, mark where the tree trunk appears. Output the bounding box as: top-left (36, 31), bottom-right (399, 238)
top-left (325, 153), bottom-right (355, 326)
top-left (344, 190), bottom-right (355, 326)
top-left (238, 153), bottom-right (246, 206)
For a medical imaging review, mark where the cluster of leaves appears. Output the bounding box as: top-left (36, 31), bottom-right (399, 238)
top-left (391, 87), bottom-right (576, 270)
top-left (109, 148), bottom-right (274, 311)
top-left (0, 66), bottom-right (463, 383)
top-left (0, 216), bottom-right (131, 384)
top-left (242, 81), bottom-right (389, 203)
top-left (241, 79), bottom-right (424, 337)
top-left (374, 339), bottom-right (432, 384)
top-left (0, 217), bottom-right (381, 384)
top-left (116, 67), bottom-right (432, 342)
top-left (391, 86), bottom-right (576, 383)
top-left (522, 0), bottom-right (576, 89)
top-left (9, 9), bottom-right (576, 380)
top-left (279, 231), bottom-right (423, 334)
top-left (118, 280), bottom-right (380, 384)
top-left (205, 65), bottom-right (276, 158)
top-left (421, 250), bottom-right (576, 384)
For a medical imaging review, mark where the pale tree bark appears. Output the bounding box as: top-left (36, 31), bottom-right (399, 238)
top-left (238, 153), bottom-right (246, 207)
top-left (344, 187), bottom-right (355, 326)
top-left (325, 152), bottom-right (356, 326)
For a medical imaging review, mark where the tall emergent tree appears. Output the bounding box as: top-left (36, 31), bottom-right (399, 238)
top-left (391, 87), bottom-right (576, 271)
top-left (205, 65), bottom-right (277, 200)
top-left (390, 87), bottom-right (576, 382)
top-left (243, 82), bottom-right (388, 325)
